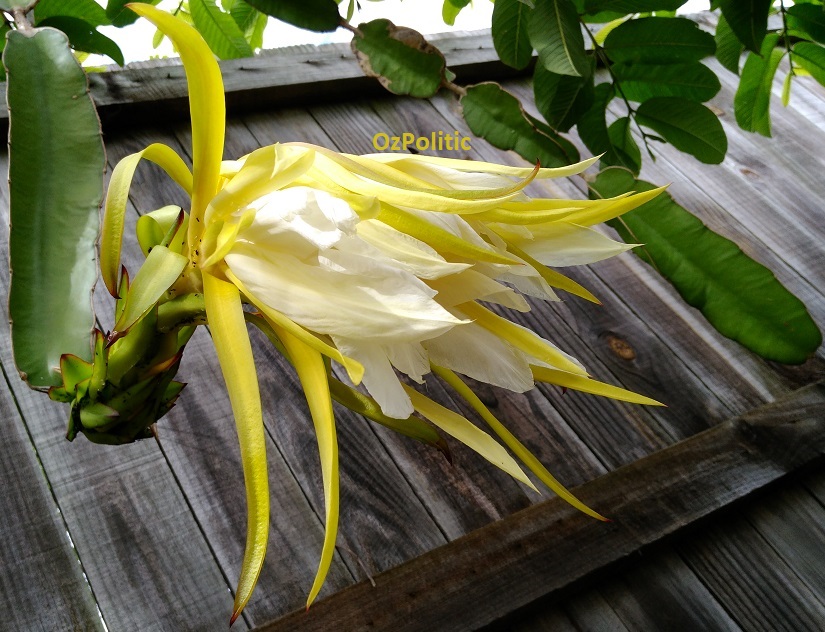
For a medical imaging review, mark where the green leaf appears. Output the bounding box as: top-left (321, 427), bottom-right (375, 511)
top-left (612, 62), bottom-right (721, 102)
top-left (442, 0), bottom-right (471, 26)
top-left (105, 0), bottom-right (162, 28)
top-left (793, 41), bottom-right (825, 87)
top-left (607, 117), bottom-right (641, 174)
top-left (492, 0), bottom-right (533, 70)
top-left (229, 0), bottom-right (260, 32)
top-left (243, 0), bottom-right (340, 32)
top-left (636, 97), bottom-right (727, 163)
top-left (34, 0), bottom-right (109, 27)
top-left (717, 0), bottom-right (771, 53)
top-left (352, 19), bottom-right (446, 98)
top-left (36, 17), bottom-right (124, 65)
top-left (583, 0), bottom-right (685, 12)
top-left (5, 28), bottom-right (104, 387)
top-left (787, 4), bottom-right (825, 45)
top-left (734, 33), bottom-right (782, 136)
top-left (715, 13), bottom-right (744, 75)
top-left (591, 168), bottom-right (822, 364)
top-left (528, 0), bottom-right (588, 77)
top-left (577, 82), bottom-right (639, 171)
top-left (604, 17), bottom-right (715, 64)
top-left (533, 59), bottom-right (594, 132)
top-left (247, 11), bottom-right (268, 50)
top-left (190, 0), bottom-right (254, 60)
top-left (461, 82), bottom-right (579, 169)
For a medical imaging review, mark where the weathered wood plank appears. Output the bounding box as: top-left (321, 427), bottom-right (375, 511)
top-left (255, 381), bottom-right (825, 632)
top-left (0, 32), bottom-right (527, 130)
top-left (562, 592), bottom-right (630, 632)
top-left (596, 548), bottom-right (741, 631)
top-left (0, 367), bottom-right (104, 630)
top-left (747, 483), bottom-right (825, 600)
top-left (678, 516), bottom-right (825, 632)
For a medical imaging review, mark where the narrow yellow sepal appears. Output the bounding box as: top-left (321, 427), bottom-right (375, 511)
top-left (202, 272), bottom-right (269, 625)
top-left (128, 3), bottom-right (225, 246)
top-left (433, 365), bottom-right (608, 521)
top-left (274, 326), bottom-right (340, 609)
top-left (503, 240), bottom-right (600, 304)
top-left (532, 366), bottom-right (665, 406)
top-left (403, 385), bottom-right (536, 490)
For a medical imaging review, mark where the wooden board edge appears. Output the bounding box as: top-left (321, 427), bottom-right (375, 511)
top-left (252, 381), bottom-right (825, 632)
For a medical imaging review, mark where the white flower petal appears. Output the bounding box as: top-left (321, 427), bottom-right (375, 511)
top-left (356, 220), bottom-right (471, 279)
top-left (384, 341), bottom-right (429, 383)
top-left (333, 338), bottom-right (413, 419)
top-left (226, 242), bottom-right (463, 342)
top-left (515, 222), bottom-right (635, 267)
top-left (425, 323), bottom-right (534, 392)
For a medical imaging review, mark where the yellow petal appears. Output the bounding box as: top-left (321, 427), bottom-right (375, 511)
top-left (565, 186), bottom-right (667, 226)
top-left (129, 3), bottom-right (225, 245)
top-left (202, 272), bottom-right (269, 625)
top-left (532, 365), bottom-right (665, 406)
top-left (362, 152), bottom-right (599, 179)
top-left (458, 301), bottom-right (589, 376)
top-left (403, 385), bottom-right (535, 489)
top-left (433, 365), bottom-right (607, 521)
top-left (274, 325), bottom-right (340, 608)
top-left (101, 143), bottom-right (192, 296)
top-left (378, 204), bottom-right (519, 265)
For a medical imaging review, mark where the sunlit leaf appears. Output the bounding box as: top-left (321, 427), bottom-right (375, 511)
top-left (612, 62), bottom-right (721, 103)
top-left (461, 82), bottom-right (579, 168)
top-left (533, 60), bottom-right (594, 132)
top-left (243, 0), bottom-right (340, 32)
top-left (717, 0), bottom-right (771, 53)
top-left (189, 0), bottom-right (254, 60)
top-left (36, 17), bottom-right (124, 65)
top-left (715, 13), bottom-right (744, 75)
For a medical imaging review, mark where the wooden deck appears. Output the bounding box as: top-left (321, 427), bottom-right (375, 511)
top-left (1, 27), bottom-right (824, 631)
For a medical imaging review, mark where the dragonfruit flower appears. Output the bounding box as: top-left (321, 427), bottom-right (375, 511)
top-left (101, 4), bottom-right (664, 624)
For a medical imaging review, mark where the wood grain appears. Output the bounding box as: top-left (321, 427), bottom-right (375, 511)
top-left (256, 382), bottom-right (825, 632)
top-left (0, 365), bottom-right (104, 630)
